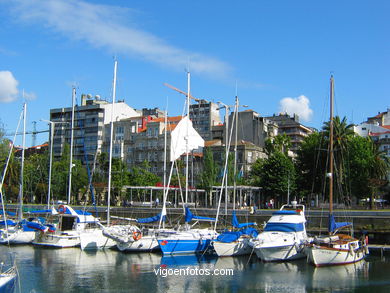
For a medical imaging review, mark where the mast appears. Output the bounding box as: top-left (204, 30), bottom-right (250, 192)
top-left (107, 60), bottom-right (118, 226)
top-left (329, 75), bottom-right (334, 216)
top-left (185, 71), bottom-right (190, 204)
top-left (67, 87), bottom-right (76, 204)
top-left (233, 96), bottom-right (239, 211)
top-left (18, 102), bottom-right (27, 221)
top-left (47, 122), bottom-right (54, 210)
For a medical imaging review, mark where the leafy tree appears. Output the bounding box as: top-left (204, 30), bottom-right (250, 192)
top-left (265, 133), bottom-right (292, 156)
top-left (129, 161), bottom-right (160, 187)
top-left (200, 147), bottom-right (218, 191)
top-left (250, 152), bottom-right (296, 207)
top-left (24, 151), bottom-right (49, 204)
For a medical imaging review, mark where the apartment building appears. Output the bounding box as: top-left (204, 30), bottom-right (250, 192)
top-left (265, 113), bottom-right (313, 153)
top-left (189, 100), bottom-right (221, 141)
top-left (49, 94), bottom-right (140, 163)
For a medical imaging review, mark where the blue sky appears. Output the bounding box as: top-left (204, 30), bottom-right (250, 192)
top-left (0, 0), bottom-right (389, 147)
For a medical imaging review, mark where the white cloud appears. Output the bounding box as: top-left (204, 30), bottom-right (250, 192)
top-left (0, 71), bottom-right (19, 103)
top-left (9, 0), bottom-right (232, 78)
top-left (279, 95), bottom-right (313, 122)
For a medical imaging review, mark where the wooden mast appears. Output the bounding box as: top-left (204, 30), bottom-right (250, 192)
top-left (329, 75), bottom-right (334, 217)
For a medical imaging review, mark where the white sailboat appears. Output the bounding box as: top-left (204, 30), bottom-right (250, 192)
top-left (305, 76), bottom-right (368, 266)
top-left (0, 103), bottom-right (51, 245)
top-left (212, 96), bottom-right (258, 257)
top-left (79, 60), bottom-right (120, 250)
top-left (249, 202), bottom-right (308, 261)
top-left (157, 73), bottom-right (218, 255)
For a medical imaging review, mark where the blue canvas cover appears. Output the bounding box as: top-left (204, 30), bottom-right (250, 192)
top-left (0, 219), bottom-right (17, 226)
top-left (0, 211), bottom-right (16, 216)
top-left (216, 227), bottom-right (258, 243)
top-left (137, 213), bottom-right (166, 224)
top-left (28, 209), bottom-right (52, 214)
top-left (328, 214), bottom-right (351, 233)
top-left (232, 211), bottom-right (256, 228)
top-left (184, 207), bottom-right (215, 223)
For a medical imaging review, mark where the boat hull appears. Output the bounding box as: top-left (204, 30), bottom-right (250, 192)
top-left (79, 230), bottom-right (116, 250)
top-left (158, 238), bottom-right (212, 255)
top-left (33, 231), bottom-right (80, 248)
top-left (117, 235), bottom-right (160, 252)
top-left (254, 243), bottom-right (305, 261)
top-left (213, 238), bottom-right (252, 257)
top-left (0, 230), bottom-right (35, 245)
top-left (307, 245), bottom-right (365, 267)
top-left (0, 266), bottom-right (17, 293)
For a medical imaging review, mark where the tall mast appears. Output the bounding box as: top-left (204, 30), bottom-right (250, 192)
top-left (329, 75), bottom-right (334, 216)
top-left (18, 102), bottom-right (27, 221)
top-left (233, 96), bottom-right (239, 211)
top-left (107, 60), bottom-right (118, 226)
top-left (47, 122), bottom-right (54, 209)
top-left (185, 71), bottom-right (190, 204)
top-left (67, 87), bottom-right (76, 204)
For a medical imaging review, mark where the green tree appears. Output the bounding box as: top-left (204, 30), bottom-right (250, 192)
top-left (250, 152), bottom-right (296, 207)
top-left (265, 133), bottom-right (292, 156)
top-left (200, 148), bottom-right (218, 191)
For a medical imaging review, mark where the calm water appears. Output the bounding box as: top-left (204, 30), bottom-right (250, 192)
top-left (1, 245), bottom-right (390, 293)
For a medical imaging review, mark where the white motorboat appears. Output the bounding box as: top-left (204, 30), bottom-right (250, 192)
top-left (249, 203), bottom-right (308, 261)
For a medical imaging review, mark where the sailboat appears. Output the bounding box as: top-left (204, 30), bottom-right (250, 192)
top-left (0, 103), bottom-right (52, 245)
top-left (156, 73), bottom-right (218, 255)
top-left (212, 96), bottom-right (258, 257)
top-left (306, 75), bottom-right (368, 266)
top-left (213, 211), bottom-right (258, 256)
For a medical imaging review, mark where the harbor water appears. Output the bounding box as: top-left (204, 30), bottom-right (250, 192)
top-left (1, 245), bottom-right (390, 292)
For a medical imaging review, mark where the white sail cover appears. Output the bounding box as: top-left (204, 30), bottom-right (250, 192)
top-left (170, 116), bottom-right (204, 161)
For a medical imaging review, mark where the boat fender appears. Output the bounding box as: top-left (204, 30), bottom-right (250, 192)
top-left (133, 231), bottom-right (142, 241)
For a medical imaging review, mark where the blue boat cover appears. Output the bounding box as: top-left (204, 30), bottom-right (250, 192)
top-left (328, 214), bottom-right (351, 233)
top-left (0, 211), bottom-right (17, 216)
top-left (272, 210), bottom-right (299, 216)
top-left (232, 211), bottom-right (256, 228)
top-left (28, 209), bottom-right (52, 214)
top-left (264, 222), bottom-right (305, 232)
top-left (26, 221), bottom-right (56, 233)
top-left (0, 219), bottom-right (17, 226)
top-left (185, 207), bottom-right (216, 223)
top-left (216, 227), bottom-right (258, 243)
top-left (137, 213), bottom-right (166, 224)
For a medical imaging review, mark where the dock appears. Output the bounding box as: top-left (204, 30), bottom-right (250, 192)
top-left (368, 244), bottom-right (390, 256)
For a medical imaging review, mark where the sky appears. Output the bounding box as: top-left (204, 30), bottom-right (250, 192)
top-left (0, 0), bottom-right (389, 147)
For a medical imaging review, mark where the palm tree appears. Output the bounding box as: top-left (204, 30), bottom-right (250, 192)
top-left (367, 143), bottom-right (390, 209)
top-left (323, 116), bottom-right (355, 203)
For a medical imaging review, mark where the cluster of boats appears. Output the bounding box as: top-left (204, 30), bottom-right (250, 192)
top-left (0, 200), bottom-right (369, 268)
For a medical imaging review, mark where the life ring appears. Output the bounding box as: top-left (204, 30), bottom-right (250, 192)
top-left (133, 231), bottom-right (142, 241)
top-left (58, 205), bottom-right (67, 214)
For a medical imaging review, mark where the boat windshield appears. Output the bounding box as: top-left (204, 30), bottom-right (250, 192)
top-left (264, 222), bottom-right (304, 232)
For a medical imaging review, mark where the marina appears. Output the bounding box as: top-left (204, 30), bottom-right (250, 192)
top-left (1, 245), bottom-right (390, 292)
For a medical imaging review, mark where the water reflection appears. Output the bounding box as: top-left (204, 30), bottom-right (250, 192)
top-left (1, 245), bottom-right (390, 292)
